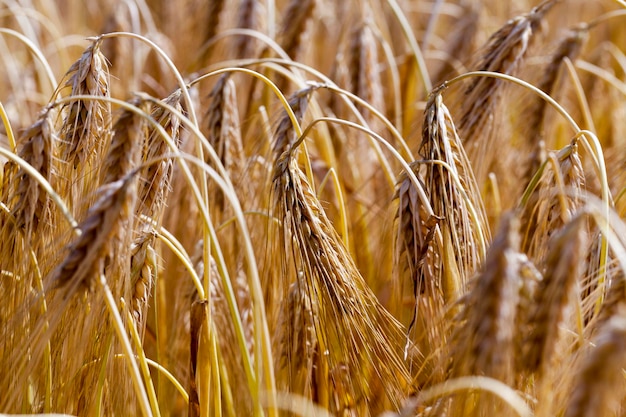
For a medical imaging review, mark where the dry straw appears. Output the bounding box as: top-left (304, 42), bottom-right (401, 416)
top-left (2, 0), bottom-right (626, 415)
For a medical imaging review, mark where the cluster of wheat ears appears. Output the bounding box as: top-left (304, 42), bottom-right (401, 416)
top-left (1, 0), bottom-right (626, 416)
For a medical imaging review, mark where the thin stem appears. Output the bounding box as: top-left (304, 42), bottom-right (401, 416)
top-left (98, 275), bottom-right (153, 417)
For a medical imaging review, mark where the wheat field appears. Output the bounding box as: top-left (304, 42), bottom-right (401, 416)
top-left (1, 0), bottom-right (626, 416)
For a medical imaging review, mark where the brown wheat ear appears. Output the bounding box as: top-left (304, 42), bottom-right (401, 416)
top-left (206, 74), bottom-right (245, 215)
top-left (459, 0), bottom-right (558, 181)
top-left (58, 37), bottom-right (111, 172)
top-left (232, 0), bottom-right (260, 59)
top-left (393, 162), bottom-right (445, 387)
top-left (421, 91), bottom-right (488, 287)
top-left (522, 213), bottom-right (588, 375)
top-left (521, 142), bottom-right (585, 262)
top-left (528, 25), bottom-right (588, 140)
top-left (100, 97), bottom-right (149, 185)
top-left (277, 0), bottom-right (316, 61)
top-left (447, 212), bottom-right (521, 384)
top-left (441, 213), bottom-right (523, 416)
top-left (10, 106), bottom-right (55, 239)
top-left (272, 85), bottom-right (316, 158)
top-left (47, 173), bottom-right (138, 299)
top-left (138, 89), bottom-right (183, 222)
top-left (346, 17), bottom-right (384, 125)
top-left (563, 307), bottom-right (626, 417)
top-left (272, 149), bottom-right (410, 412)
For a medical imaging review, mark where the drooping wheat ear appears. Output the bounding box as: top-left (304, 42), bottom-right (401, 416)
top-left (521, 142), bottom-right (585, 261)
top-left (275, 279), bottom-right (317, 398)
top-left (138, 89), bottom-right (183, 222)
top-left (563, 307), bottom-right (626, 417)
top-left (47, 173), bottom-right (138, 299)
top-left (421, 91), bottom-right (488, 287)
top-left (206, 74), bottom-right (245, 214)
top-left (528, 25), bottom-right (588, 140)
top-left (277, 0), bottom-right (316, 60)
top-left (272, 150), bottom-right (410, 412)
top-left (232, 0), bottom-right (260, 59)
top-left (57, 37), bottom-right (111, 185)
top-left (522, 213), bottom-right (587, 375)
top-left (347, 19), bottom-right (384, 125)
top-left (432, 213), bottom-right (522, 416)
top-left (100, 97), bottom-right (149, 186)
top-left (393, 162), bottom-right (445, 386)
top-left (447, 213), bottom-right (521, 386)
top-left (10, 105), bottom-right (55, 239)
top-left (459, 0), bottom-right (557, 176)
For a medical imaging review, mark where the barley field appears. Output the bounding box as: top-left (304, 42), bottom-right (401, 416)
top-left (1, 0), bottom-right (626, 416)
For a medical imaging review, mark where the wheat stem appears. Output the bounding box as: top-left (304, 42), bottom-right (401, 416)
top-left (414, 376), bottom-right (532, 417)
top-left (0, 101), bottom-right (16, 152)
top-left (98, 32), bottom-right (198, 127)
top-left (384, 0), bottom-right (432, 94)
top-left (125, 306), bottom-right (161, 417)
top-left (144, 358), bottom-right (189, 404)
top-left (0, 28), bottom-right (57, 90)
top-left (98, 275), bottom-right (152, 417)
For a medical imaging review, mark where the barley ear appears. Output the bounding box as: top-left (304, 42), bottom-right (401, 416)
top-left (442, 213), bottom-right (523, 415)
top-left (522, 214), bottom-right (588, 375)
top-left (563, 307), bottom-right (626, 417)
top-left (57, 37), bottom-right (111, 212)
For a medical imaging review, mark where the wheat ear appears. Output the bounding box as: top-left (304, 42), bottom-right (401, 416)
top-left (272, 149), bottom-right (410, 412)
top-left (563, 308), bottom-right (626, 417)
